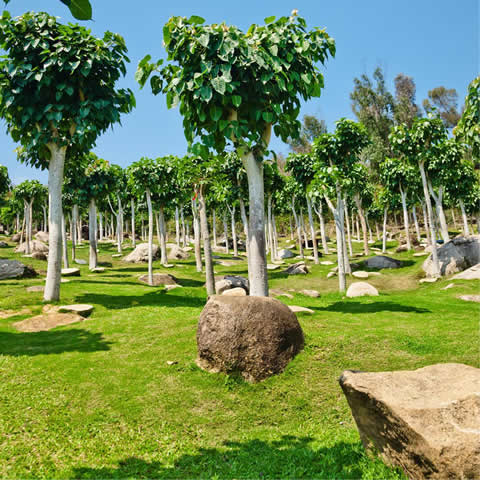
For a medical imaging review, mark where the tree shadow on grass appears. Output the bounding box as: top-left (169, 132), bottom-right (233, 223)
top-left (316, 301), bottom-right (430, 314)
top-left (0, 329), bottom-right (111, 356)
top-left (74, 290), bottom-right (206, 310)
top-left (71, 436), bottom-right (401, 479)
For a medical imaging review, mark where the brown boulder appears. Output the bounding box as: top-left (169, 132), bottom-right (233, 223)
top-left (197, 296), bottom-right (304, 382)
top-left (339, 363), bottom-right (480, 480)
top-left (283, 262), bottom-right (309, 275)
top-left (32, 251), bottom-right (47, 261)
top-left (138, 273), bottom-right (177, 286)
top-left (15, 240), bottom-right (48, 254)
top-left (124, 243), bottom-right (160, 263)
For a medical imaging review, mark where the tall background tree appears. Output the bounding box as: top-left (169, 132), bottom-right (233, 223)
top-left (394, 73), bottom-right (420, 128)
top-left (423, 86), bottom-right (461, 128)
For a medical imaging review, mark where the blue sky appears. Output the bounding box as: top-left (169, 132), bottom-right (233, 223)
top-left (2, 0), bottom-right (478, 185)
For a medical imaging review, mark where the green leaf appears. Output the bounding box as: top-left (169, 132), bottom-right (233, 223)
top-left (264, 16), bottom-right (276, 24)
top-left (198, 34), bottom-right (210, 48)
top-left (210, 105), bottom-right (222, 122)
top-left (232, 95), bottom-right (242, 108)
top-left (188, 15), bottom-right (205, 25)
top-left (211, 77), bottom-right (226, 95)
top-left (60, 0), bottom-right (92, 21)
top-left (163, 26), bottom-right (171, 46)
top-left (262, 111), bottom-right (274, 123)
top-left (200, 85), bottom-right (212, 102)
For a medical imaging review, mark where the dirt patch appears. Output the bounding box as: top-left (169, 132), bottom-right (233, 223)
top-left (13, 313), bottom-right (84, 332)
top-left (0, 308), bottom-right (32, 319)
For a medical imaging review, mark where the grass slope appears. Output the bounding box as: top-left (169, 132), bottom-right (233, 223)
top-left (0, 236), bottom-right (478, 479)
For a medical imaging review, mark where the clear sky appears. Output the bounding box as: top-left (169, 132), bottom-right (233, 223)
top-left (2, 0), bottom-right (478, 185)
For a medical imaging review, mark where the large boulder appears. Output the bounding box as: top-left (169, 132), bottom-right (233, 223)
top-left (364, 255), bottom-right (401, 270)
top-left (0, 259), bottom-right (36, 280)
top-left (346, 282), bottom-right (379, 298)
top-left (14, 240), bottom-right (48, 254)
top-left (32, 251), bottom-right (47, 261)
top-left (34, 231), bottom-right (49, 243)
top-left (167, 244), bottom-right (189, 260)
top-left (197, 296), bottom-right (304, 382)
top-left (215, 275), bottom-right (249, 295)
top-left (11, 233), bottom-right (21, 242)
top-left (123, 243), bottom-right (159, 263)
top-left (283, 262), bottom-right (309, 275)
top-left (138, 273), bottom-right (177, 286)
top-left (423, 235), bottom-right (480, 277)
top-left (339, 363), bottom-right (480, 480)
top-left (277, 248), bottom-right (295, 259)
top-left (453, 263), bottom-right (480, 280)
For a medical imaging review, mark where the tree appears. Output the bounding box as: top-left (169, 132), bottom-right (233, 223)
top-left (423, 86), bottom-right (461, 128)
top-left (3, 0), bottom-right (92, 20)
top-left (0, 165), bottom-right (10, 198)
top-left (137, 12), bottom-right (335, 296)
top-left (454, 76), bottom-right (480, 158)
top-left (286, 115), bottom-right (327, 153)
top-left (390, 115), bottom-right (447, 276)
top-left (0, 11), bottom-right (134, 301)
top-left (394, 73), bottom-right (420, 128)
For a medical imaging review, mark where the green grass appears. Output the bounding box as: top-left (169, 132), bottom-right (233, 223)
top-left (0, 236), bottom-right (478, 479)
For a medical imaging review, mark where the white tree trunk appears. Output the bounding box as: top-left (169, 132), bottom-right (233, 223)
top-left (412, 207), bottom-right (421, 243)
top-left (198, 189), bottom-right (215, 295)
top-left (192, 199), bottom-right (202, 273)
top-left (146, 189), bottom-right (154, 286)
top-left (459, 200), bottom-right (470, 236)
top-left (229, 206), bottom-right (238, 257)
top-left (242, 150), bottom-right (268, 297)
top-left (212, 208), bottom-right (217, 250)
top-left (344, 199), bottom-right (353, 256)
top-left (306, 196), bottom-right (319, 264)
top-left (419, 162), bottom-right (440, 276)
top-left (131, 199), bottom-right (136, 248)
top-left (175, 206), bottom-right (180, 246)
top-left (421, 201), bottom-right (430, 246)
top-left (159, 207), bottom-right (168, 265)
top-left (62, 212), bottom-right (69, 269)
top-left (116, 195), bottom-right (123, 253)
top-left (223, 209), bottom-right (230, 255)
top-left (88, 198), bottom-right (98, 270)
top-left (72, 204), bottom-right (78, 260)
top-left (428, 183), bottom-right (449, 243)
top-left (44, 144), bottom-right (66, 302)
top-left (399, 188), bottom-right (412, 250)
top-left (24, 200), bottom-right (31, 255)
top-left (181, 207), bottom-right (186, 247)
top-left (291, 197), bottom-right (304, 258)
top-left (382, 207), bottom-right (388, 253)
top-left (267, 195), bottom-right (276, 263)
top-left (313, 201), bottom-right (329, 254)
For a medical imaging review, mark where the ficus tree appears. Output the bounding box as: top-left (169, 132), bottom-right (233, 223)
top-left (3, 0), bottom-right (93, 20)
top-left (0, 11), bottom-right (134, 301)
top-left (390, 115), bottom-right (447, 276)
top-left (0, 165), bottom-right (10, 199)
top-left (137, 11), bottom-right (335, 297)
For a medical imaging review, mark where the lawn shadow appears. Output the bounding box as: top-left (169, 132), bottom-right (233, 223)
top-left (75, 290), bottom-right (206, 310)
top-left (0, 329), bottom-right (111, 356)
top-left (317, 301), bottom-right (430, 314)
top-left (71, 436), bottom-right (398, 479)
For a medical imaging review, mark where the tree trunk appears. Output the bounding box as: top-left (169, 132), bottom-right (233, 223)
top-left (306, 196), bottom-right (319, 264)
top-left (25, 200), bottom-right (32, 255)
top-left (428, 183), bottom-right (449, 243)
top-left (291, 197), bottom-right (304, 258)
top-left (382, 207), bottom-right (388, 253)
top-left (267, 194), bottom-right (276, 263)
top-left (72, 204), bottom-right (78, 260)
top-left (313, 201), bottom-right (329, 254)
top-left (354, 194), bottom-right (369, 255)
top-left (42, 205), bottom-right (47, 233)
top-left (399, 188), bottom-right (412, 250)
top-left (212, 208), bottom-right (217, 250)
top-left (325, 191), bottom-right (346, 292)
top-left (88, 198), bottom-right (98, 270)
top-left (181, 207), bottom-right (186, 247)
top-left (289, 213), bottom-right (294, 241)
top-left (44, 144), bottom-right (66, 302)
top-left (131, 199), bottom-right (136, 248)
top-left (412, 207), bottom-right (421, 243)
top-left (242, 150), bottom-right (268, 296)
top-left (223, 209), bottom-right (230, 255)
top-left (421, 201), bottom-right (430, 245)
top-left (192, 199), bottom-right (202, 273)
top-left (238, 198), bottom-right (249, 256)
top-left (116, 195), bottom-right (123, 253)
top-left (451, 209), bottom-right (457, 230)
top-left (344, 199), bottom-right (353, 256)
top-left (175, 206), bottom-right (180, 246)
top-left (198, 188), bottom-right (215, 295)
top-left (62, 212), bottom-right (69, 269)
top-left (300, 210), bottom-right (309, 249)
top-left (419, 162), bottom-right (440, 276)
top-left (230, 206), bottom-right (238, 257)
top-left (158, 206), bottom-right (168, 266)
top-left (459, 200), bottom-right (470, 236)
top-left (146, 189), bottom-right (154, 286)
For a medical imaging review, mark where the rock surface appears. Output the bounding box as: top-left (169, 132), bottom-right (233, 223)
top-left (300, 289), bottom-right (319, 298)
top-left (26, 285), bottom-right (44, 292)
top-left (277, 248), bottom-right (295, 259)
top-left (58, 304), bottom-right (93, 317)
top-left (0, 259), bottom-right (36, 280)
top-left (221, 287), bottom-right (247, 296)
top-left (124, 243), bottom-right (159, 263)
top-left (458, 295), bottom-right (480, 303)
top-left (138, 273), bottom-right (177, 286)
top-left (0, 241), bottom-right (8, 248)
top-left (452, 263), bottom-right (480, 280)
top-left (215, 275), bottom-right (249, 295)
top-left (15, 240), bottom-right (48, 254)
top-left (168, 245), bottom-right (189, 260)
top-left (346, 282), bottom-right (379, 298)
top-left (283, 262), bottom-right (309, 275)
top-left (197, 296), bottom-right (304, 382)
top-left (352, 271), bottom-right (369, 279)
top-left (339, 363), bottom-right (480, 480)
top-left (34, 231), bottom-right (49, 243)
top-left (288, 305), bottom-right (314, 314)
top-left (423, 235), bottom-right (480, 277)
top-left (13, 313), bottom-right (84, 332)
top-left (61, 268), bottom-right (80, 277)
top-left (32, 251), bottom-right (47, 261)
top-left (11, 233), bottom-right (21, 242)
top-left (75, 258), bottom-right (87, 265)
top-left (365, 256), bottom-right (401, 270)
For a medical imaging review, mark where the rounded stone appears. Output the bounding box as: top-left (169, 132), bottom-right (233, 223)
top-left (221, 287), bottom-right (247, 296)
top-left (197, 296), bottom-right (304, 383)
top-left (346, 282), bottom-right (379, 298)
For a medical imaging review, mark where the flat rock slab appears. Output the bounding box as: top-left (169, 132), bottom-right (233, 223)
top-left (346, 282), bottom-right (379, 298)
top-left (299, 289), bottom-right (319, 298)
top-left (327, 272), bottom-right (336, 278)
top-left (26, 285), bottom-right (44, 293)
top-left (413, 252), bottom-right (429, 257)
top-left (221, 287), bottom-right (247, 296)
top-left (111, 254), bottom-right (122, 258)
top-left (339, 363), bottom-right (480, 480)
top-left (458, 295), bottom-right (480, 303)
top-left (267, 264), bottom-right (281, 270)
top-left (441, 283), bottom-right (455, 290)
top-left (288, 305), bottom-right (314, 314)
top-left (352, 271), bottom-right (369, 279)
top-left (13, 313), bottom-right (84, 332)
top-left (320, 261), bottom-right (334, 265)
top-left (74, 258), bottom-right (87, 265)
top-left (453, 263), bottom-right (480, 280)
top-left (61, 268), bottom-right (80, 277)
top-left (90, 267), bottom-right (105, 273)
top-left (164, 284), bottom-right (181, 291)
top-left (58, 304), bottom-right (93, 317)
top-left (283, 262), bottom-right (309, 275)
top-left (139, 273), bottom-right (177, 286)
top-left (419, 277), bottom-right (438, 283)
top-left (365, 256), bottom-right (402, 270)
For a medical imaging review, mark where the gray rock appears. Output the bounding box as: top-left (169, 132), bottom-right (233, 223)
top-left (124, 243), bottom-right (160, 263)
top-left (75, 258), bottom-right (87, 265)
top-left (31, 251), bottom-right (47, 261)
top-left (221, 287), bottom-right (247, 296)
top-left (300, 289), bottom-right (319, 298)
top-left (215, 275), bottom-right (249, 295)
top-left (34, 231), bottom-right (49, 243)
top-left (0, 241), bottom-right (8, 248)
top-left (11, 233), bottom-right (21, 242)
top-left (61, 268), bottom-right (80, 277)
top-left (277, 248), bottom-right (295, 259)
top-left (0, 259), bottom-right (36, 280)
top-left (168, 244), bottom-right (189, 260)
top-left (283, 262), bottom-right (309, 275)
top-left (288, 305), bottom-right (314, 314)
top-left (365, 255), bottom-right (401, 270)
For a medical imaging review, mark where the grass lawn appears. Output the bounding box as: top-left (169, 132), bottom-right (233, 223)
top-left (0, 236), bottom-right (478, 479)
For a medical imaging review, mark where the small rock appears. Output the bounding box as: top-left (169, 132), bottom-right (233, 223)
top-left (111, 254), bottom-right (122, 258)
top-left (139, 273), bottom-right (177, 286)
top-left (277, 248), bottom-right (295, 259)
top-left (419, 277), bottom-right (438, 283)
top-left (61, 268), bottom-right (80, 277)
top-left (365, 256), bottom-right (402, 270)
top-left (352, 271), bottom-right (369, 279)
top-left (13, 313), bottom-right (84, 332)
top-left (327, 272), bottom-right (336, 278)
top-left (413, 252), bottom-right (429, 257)
top-left (300, 289), bottom-right (319, 298)
top-left (452, 263), bottom-right (480, 280)
top-left (166, 361), bottom-right (178, 366)
top-left (90, 267), bottom-right (105, 273)
top-left (346, 282), bottom-right (379, 298)
top-left (0, 241), bottom-right (8, 248)
top-left (458, 295), bottom-right (480, 303)
top-left (288, 305), bottom-right (314, 314)
top-left (267, 264), bottom-right (281, 270)
top-left (441, 283), bottom-right (455, 290)
top-left (222, 287), bottom-right (247, 296)
top-left (320, 260), bottom-right (334, 265)
top-left (277, 293), bottom-right (294, 299)
top-left (283, 262), bottom-right (309, 275)
top-left (164, 284), bottom-right (181, 291)
top-left (58, 304), bottom-right (93, 317)
top-left (74, 258), bottom-right (87, 265)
